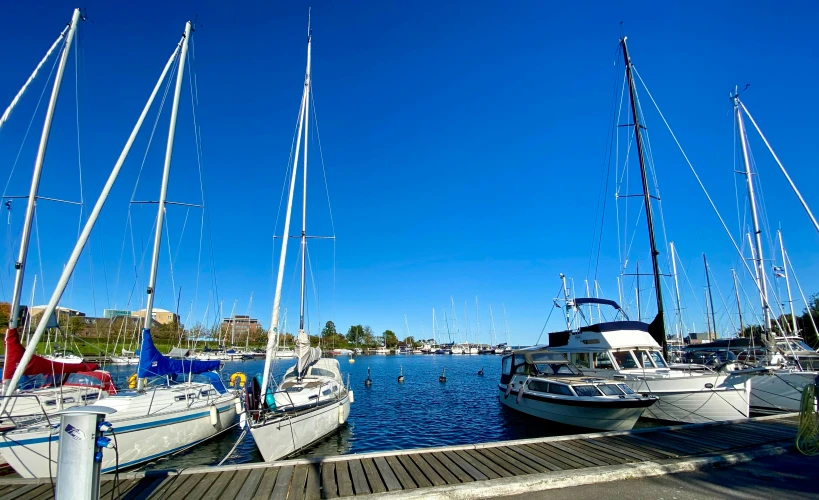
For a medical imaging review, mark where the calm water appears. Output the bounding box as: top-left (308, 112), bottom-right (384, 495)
top-left (105, 354), bottom-right (639, 471)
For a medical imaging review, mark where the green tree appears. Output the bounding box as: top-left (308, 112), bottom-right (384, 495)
top-left (363, 325), bottom-right (375, 346)
top-left (383, 329), bottom-right (398, 348)
top-left (322, 320), bottom-right (338, 337)
top-left (404, 336), bottom-right (415, 347)
top-left (799, 294), bottom-right (819, 349)
top-left (346, 325), bottom-right (365, 344)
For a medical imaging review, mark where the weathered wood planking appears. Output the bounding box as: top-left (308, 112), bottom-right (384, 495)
top-left (0, 414), bottom-right (797, 500)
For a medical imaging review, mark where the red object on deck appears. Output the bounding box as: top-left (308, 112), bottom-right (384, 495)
top-left (2, 327), bottom-right (98, 381)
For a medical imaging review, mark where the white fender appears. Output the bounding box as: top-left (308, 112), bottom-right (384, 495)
top-left (349, 390), bottom-right (355, 404)
top-left (516, 384), bottom-right (525, 404)
top-left (234, 397), bottom-right (243, 415)
top-left (210, 405), bottom-right (219, 427)
top-left (505, 383), bottom-right (513, 398)
top-left (338, 405), bottom-right (345, 424)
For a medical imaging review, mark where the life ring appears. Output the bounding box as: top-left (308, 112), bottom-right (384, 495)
top-left (230, 372), bottom-right (247, 388)
top-left (127, 374), bottom-right (138, 389)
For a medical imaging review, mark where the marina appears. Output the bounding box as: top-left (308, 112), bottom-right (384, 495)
top-left (0, 2), bottom-right (817, 498)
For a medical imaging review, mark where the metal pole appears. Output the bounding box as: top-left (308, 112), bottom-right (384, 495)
top-left (778, 230), bottom-right (798, 334)
top-left (7, 9), bottom-right (81, 332)
top-left (703, 254), bottom-right (717, 337)
top-left (733, 269), bottom-right (745, 336)
top-left (299, 19), bottom-right (312, 333)
top-left (621, 36), bottom-right (666, 355)
top-left (2, 27), bottom-right (180, 397)
top-left (138, 21), bottom-right (191, 391)
top-left (670, 242), bottom-right (684, 342)
top-left (636, 261), bottom-right (641, 322)
top-left (734, 94), bottom-right (772, 331)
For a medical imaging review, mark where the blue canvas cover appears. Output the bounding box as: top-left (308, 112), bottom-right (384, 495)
top-left (137, 329), bottom-right (220, 378)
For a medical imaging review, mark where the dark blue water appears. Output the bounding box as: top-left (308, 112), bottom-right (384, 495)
top-left (105, 354), bottom-right (626, 471)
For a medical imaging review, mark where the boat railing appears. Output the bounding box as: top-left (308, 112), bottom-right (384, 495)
top-left (0, 393), bottom-right (54, 428)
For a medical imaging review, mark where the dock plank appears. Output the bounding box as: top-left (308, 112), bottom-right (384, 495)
top-left (178, 472), bottom-right (219, 500)
top-left (288, 465), bottom-right (309, 500)
top-left (152, 473), bottom-right (207, 500)
top-left (408, 453), bottom-right (447, 486)
top-left (485, 447), bottom-right (540, 474)
top-left (397, 454), bottom-right (432, 487)
top-left (360, 458), bottom-right (387, 493)
top-left (548, 440), bottom-right (615, 466)
top-left (5, 484), bottom-right (50, 500)
top-left (530, 442), bottom-right (595, 468)
top-left (236, 468), bottom-right (266, 500)
top-left (320, 462), bottom-right (338, 499)
top-left (271, 465), bottom-right (294, 500)
top-left (347, 459), bottom-right (371, 495)
top-left (453, 450), bottom-right (501, 479)
top-left (569, 440), bottom-right (634, 464)
top-left (479, 447), bottom-right (531, 475)
top-left (443, 451), bottom-right (487, 481)
top-left (519, 444), bottom-right (579, 470)
top-left (463, 449), bottom-right (513, 478)
top-left (626, 433), bottom-right (694, 455)
top-left (386, 455), bottom-right (417, 489)
top-left (217, 469), bottom-right (252, 500)
top-left (304, 463), bottom-right (321, 500)
top-left (605, 436), bottom-right (679, 459)
top-left (373, 456), bottom-right (403, 491)
top-left (334, 462), bottom-right (355, 497)
top-left (431, 451), bottom-right (473, 483)
top-left (419, 452), bottom-right (461, 484)
top-left (509, 445), bottom-right (564, 471)
top-left (255, 468), bottom-right (281, 498)
top-left (583, 438), bottom-right (654, 462)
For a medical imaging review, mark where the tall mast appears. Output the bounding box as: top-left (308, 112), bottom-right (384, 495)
top-left (732, 269), bottom-right (745, 336)
top-left (404, 314), bottom-right (410, 343)
top-left (475, 296), bottom-right (481, 345)
top-left (7, 9), bottom-right (81, 333)
top-left (432, 307), bottom-right (436, 344)
top-left (703, 254), bottom-right (717, 337)
top-left (463, 301), bottom-right (470, 346)
top-left (261, 21), bottom-right (311, 393)
top-left (734, 93), bottom-right (772, 333)
top-left (489, 305), bottom-right (496, 346)
top-left (584, 280), bottom-right (592, 323)
top-left (777, 230), bottom-right (798, 335)
top-left (246, 292), bottom-right (254, 350)
top-left (502, 303), bottom-right (510, 345)
top-left (299, 14), bottom-right (312, 333)
top-left (636, 261), bottom-right (641, 322)
top-left (670, 242), bottom-right (684, 341)
top-left (621, 37), bottom-right (666, 355)
top-left (229, 299), bottom-right (237, 346)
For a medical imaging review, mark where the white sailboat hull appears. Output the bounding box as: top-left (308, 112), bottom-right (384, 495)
top-left (749, 371), bottom-right (817, 413)
top-left (249, 393), bottom-right (350, 462)
top-left (0, 384), bottom-right (237, 478)
top-left (497, 388), bottom-right (646, 431)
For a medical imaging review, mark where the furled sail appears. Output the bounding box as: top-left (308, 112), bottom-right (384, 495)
top-left (2, 327), bottom-right (98, 380)
top-left (137, 329), bottom-right (220, 378)
top-left (295, 329), bottom-right (321, 375)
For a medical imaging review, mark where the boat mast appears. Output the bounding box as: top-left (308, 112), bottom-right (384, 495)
top-left (475, 296), bottom-right (481, 346)
top-left (432, 307), bottom-right (436, 345)
top-left (734, 92), bottom-right (772, 334)
top-left (635, 261), bottom-right (641, 322)
top-left (621, 37), bottom-right (666, 355)
top-left (502, 303), bottom-right (510, 346)
top-left (777, 230), bottom-right (798, 335)
top-left (261, 22), bottom-right (311, 394)
top-left (732, 269), bottom-right (745, 336)
top-left (7, 9), bottom-right (81, 336)
top-left (670, 242), bottom-right (684, 342)
top-left (298, 14), bottom-right (312, 335)
top-left (703, 254), bottom-right (717, 338)
top-left (139, 21), bottom-right (192, 390)
top-left (246, 292), bottom-right (254, 351)
top-left (229, 300), bottom-right (237, 346)
top-left (488, 304), bottom-right (496, 346)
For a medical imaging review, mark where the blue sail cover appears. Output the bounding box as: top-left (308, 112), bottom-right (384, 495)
top-left (137, 329), bottom-right (220, 378)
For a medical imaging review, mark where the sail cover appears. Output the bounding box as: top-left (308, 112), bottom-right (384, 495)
top-left (137, 329), bottom-right (220, 378)
top-left (2, 327), bottom-right (98, 381)
top-left (295, 329), bottom-right (321, 375)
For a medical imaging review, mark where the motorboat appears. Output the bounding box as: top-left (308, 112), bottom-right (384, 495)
top-left (545, 298), bottom-right (751, 423)
top-left (467, 345), bottom-right (479, 355)
top-left (451, 344), bottom-right (465, 355)
top-left (374, 346), bottom-right (389, 354)
top-left (353, 348), bottom-right (363, 355)
top-left (494, 343), bottom-right (508, 355)
top-left (498, 347), bottom-right (657, 431)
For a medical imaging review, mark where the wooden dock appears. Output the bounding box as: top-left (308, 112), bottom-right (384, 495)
top-left (0, 413), bottom-right (799, 499)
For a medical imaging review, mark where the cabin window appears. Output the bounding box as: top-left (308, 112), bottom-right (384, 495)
top-left (547, 384), bottom-right (573, 396)
top-left (618, 384), bottom-right (636, 395)
top-left (648, 351), bottom-right (667, 368)
top-left (597, 384), bottom-right (622, 396)
top-left (501, 356), bottom-right (512, 375)
top-left (322, 389), bottom-right (332, 396)
top-left (593, 352), bottom-right (614, 369)
top-left (612, 351), bottom-right (639, 369)
top-left (638, 350), bottom-right (654, 367)
top-left (311, 367), bottom-right (336, 379)
top-left (515, 363), bottom-right (530, 375)
top-left (62, 397), bottom-right (75, 404)
top-left (572, 385), bottom-right (602, 397)
top-left (527, 380), bottom-right (550, 392)
top-left (571, 353), bottom-right (590, 368)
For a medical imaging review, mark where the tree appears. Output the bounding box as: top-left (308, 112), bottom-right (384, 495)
top-left (346, 325), bottom-right (365, 344)
top-left (363, 325), bottom-right (375, 346)
top-left (799, 294), bottom-right (819, 349)
top-left (383, 329), bottom-right (398, 348)
top-left (404, 336), bottom-right (415, 347)
top-left (322, 321), bottom-right (337, 337)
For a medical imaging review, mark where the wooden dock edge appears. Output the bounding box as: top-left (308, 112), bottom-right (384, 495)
top-left (345, 443), bottom-right (794, 499)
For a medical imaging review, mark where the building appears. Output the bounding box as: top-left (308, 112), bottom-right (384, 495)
top-left (104, 309), bottom-right (131, 319)
top-left (219, 315), bottom-right (263, 337)
top-left (29, 305), bottom-right (85, 318)
top-left (131, 308), bottom-right (180, 325)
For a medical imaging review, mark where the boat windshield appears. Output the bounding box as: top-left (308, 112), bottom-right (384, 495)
top-left (779, 340), bottom-right (814, 352)
top-left (532, 363), bottom-right (581, 376)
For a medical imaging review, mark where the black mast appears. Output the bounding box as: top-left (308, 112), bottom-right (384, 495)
top-left (703, 254), bottom-right (717, 339)
top-left (621, 37), bottom-right (667, 357)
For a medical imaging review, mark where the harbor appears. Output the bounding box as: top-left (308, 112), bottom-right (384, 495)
top-left (0, 1), bottom-right (818, 499)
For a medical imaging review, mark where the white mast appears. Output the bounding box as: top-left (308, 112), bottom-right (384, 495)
top-left (6, 9), bottom-right (81, 336)
top-left (463, 301), bottom-right (470, 346)
top-left (777, 230), bottom-right (798, 334)
top-left (734, 93), bottom-right (772, 331)
top-left (229, 299), bottom-right (237, 346)
top-left (404, 314), bottom-right (410, 344)
top-left (245, 292), bottom-right (254, 351)
top-left (670, 242), bottom-right (684, 342)
top-left (584, 279), bottom-right (592, 323)
top-left (475, 296), bottom-right (481, 346)
top-left (431, 307), bottom-right (436, 344)
top-left (261, 16), bottom-right (312, 393)
top-left (3, 18), bottom-right (185, 397)
top-left (502, 302), bottom-right (510, 346)
top-left (489, 304), bottom-right (496, 346)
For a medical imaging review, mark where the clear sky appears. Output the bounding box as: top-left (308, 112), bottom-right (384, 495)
top-left (0, 1), bottom-right (817, 346)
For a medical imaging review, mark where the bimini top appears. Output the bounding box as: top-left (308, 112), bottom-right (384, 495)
top-left (573, 298), bottom-right (622, 310)
top-left (137, 330), bottom-right (220, 378)
top-left (510, 346), bottom-right (570, 365)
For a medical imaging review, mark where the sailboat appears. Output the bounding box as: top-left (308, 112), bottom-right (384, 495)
top-left (539, 37), bottom-right (750, 424)
top-left (0, 20), bottom-right (237, 477)
top-left (246, 17), bottom-right (351, 462)
top-left (0, 9), bottom-right (112, 429)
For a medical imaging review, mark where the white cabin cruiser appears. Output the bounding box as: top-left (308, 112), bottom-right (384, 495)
top-left (498, 348), bottom-right (657, 431)
top-left (546, 298), bottom-right (750, 423)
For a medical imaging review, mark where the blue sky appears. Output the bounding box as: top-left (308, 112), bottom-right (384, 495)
top-left (0, 1), bottom-right (817, 345)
